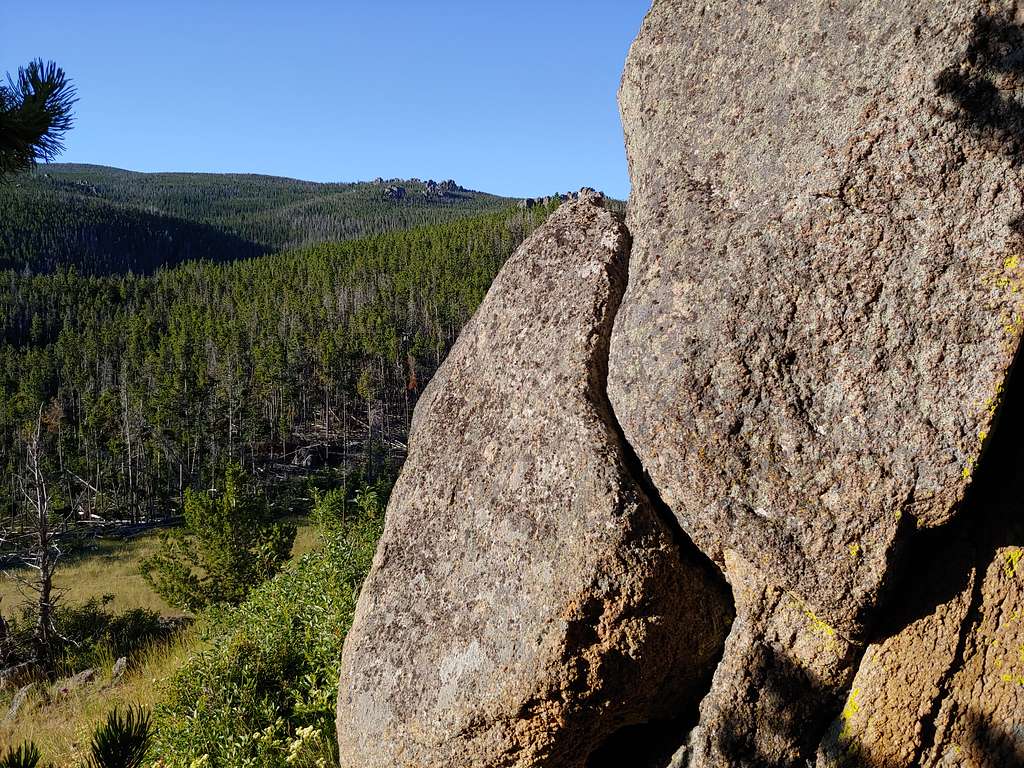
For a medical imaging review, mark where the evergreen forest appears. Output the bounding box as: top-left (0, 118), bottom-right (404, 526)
top-left (0, 163), bottom-right (514, 274)
top-left (0, 164), bottom-right (557, 533)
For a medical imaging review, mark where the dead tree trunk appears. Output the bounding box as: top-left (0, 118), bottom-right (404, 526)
top-left (15, 409), bottom-right (64, 676)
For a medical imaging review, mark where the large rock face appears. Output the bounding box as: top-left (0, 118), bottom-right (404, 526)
top-left (608, 1), bottom-right (1024, 764)
top-left (335, 194), bottom-right (732, 768)
top-left (610, 0), bottom-right (1024, 637)
top-left (338, 3), bottom-right (1024, 766)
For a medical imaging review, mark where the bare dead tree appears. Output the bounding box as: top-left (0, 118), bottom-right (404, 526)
top-left (0, 598), bottom-right (11, 667)
top-left (8, 407), bottom-right (72, 674)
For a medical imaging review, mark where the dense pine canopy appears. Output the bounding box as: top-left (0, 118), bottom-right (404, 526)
top-left (0, 196), bottom-right (557, 526)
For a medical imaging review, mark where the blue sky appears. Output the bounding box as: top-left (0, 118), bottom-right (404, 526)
top-left (5, 1), bottom-right (650, 199)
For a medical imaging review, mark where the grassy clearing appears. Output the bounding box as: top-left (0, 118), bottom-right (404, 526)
top-left (0, 629), bottom-right (201, 763)
top-left (0, 517), bottom-right (319, 763)
top-left (0, 518), bottom-right (319, 618)
top-left (1, 533), bottom-right (178, 618)
top-left (289, 517), bottom-right (320, 559)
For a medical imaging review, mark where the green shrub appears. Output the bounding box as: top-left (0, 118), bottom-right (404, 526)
top-left (56, 597), bottom-right (169, 675)
top-left (151, 500), bottom-right (383, 767)
top-left (141, 464), bottom-right (296, 612)
top-left (310, 472), bottom-right (390, 533)
top-left (2, 596), bottom-right (170, 677)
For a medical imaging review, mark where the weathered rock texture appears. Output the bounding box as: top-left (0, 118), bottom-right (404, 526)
top-left (335, 194), bottom-right (732, 768)
top-left (607, 1), bottom-right (1024, 765)
top-left (611, 0), bottom-right (1024, 637)
top-left (688, 552), bottom-right (860, 767)
top-left (927, 545), bottom-right (1024, 767)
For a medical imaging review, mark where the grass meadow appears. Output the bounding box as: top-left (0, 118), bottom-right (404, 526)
top-left (0, 517), bottom-right (319, 763)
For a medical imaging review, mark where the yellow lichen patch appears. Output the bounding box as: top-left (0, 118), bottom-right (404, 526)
top-left (848, 542), bottom-right (861, 558)
top-left (1004, 548), bottom-right (1023, 579)
top-left (788, 590), bottom-right (839, 652)
top-left (962, 455), bottom-right (978, 480)
top-left (963, 383), bottom-right (1010, 481)
top-left (982, 254), bottom-right (1024, 311)
top-left (838, 687), bottom-right (861, 741)
top-left (1004, 312), bottom-right (1024, 338)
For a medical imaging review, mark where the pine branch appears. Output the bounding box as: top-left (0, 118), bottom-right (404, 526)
top-left (0, 59), bottom-right (77, 178)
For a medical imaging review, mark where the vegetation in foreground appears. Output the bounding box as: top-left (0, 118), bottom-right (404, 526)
top-left (0, 630), bottom-right (193, 765)
top-left (0, 476), bottom-right (383, 767)
top-left (152, 483), bottom-right (385, 767)
top-left (0, 703), bottom-right (153, 768)
top-left (0, 60), bottom-right (76, 181)
top-left (0, 510), bottom-right (318, 758)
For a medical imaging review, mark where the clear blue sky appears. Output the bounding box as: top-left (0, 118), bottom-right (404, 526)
top-left (5, 1), bottom-right (650, 199)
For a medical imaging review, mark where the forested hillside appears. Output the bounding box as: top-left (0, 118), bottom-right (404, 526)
top-left (0, 200), bottom-right (558, 527)
top-left (0, 164), bottom-right (513, 275)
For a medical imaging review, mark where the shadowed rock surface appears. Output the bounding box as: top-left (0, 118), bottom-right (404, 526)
top-left (335, 193), bottom-right (732, 768)
top-left (688, 552), bottom-right (860, 768)
top-left (817, 320), bottom-right (1024, 768)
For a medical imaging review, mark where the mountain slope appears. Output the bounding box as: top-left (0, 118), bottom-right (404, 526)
top-left (0, 201), bottom-right (558, 522)
top-left (0, 164), bottom-right (513, 275)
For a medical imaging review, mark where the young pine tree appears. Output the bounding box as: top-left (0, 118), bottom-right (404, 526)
top-left (141, 464), bottom-right (295, 611)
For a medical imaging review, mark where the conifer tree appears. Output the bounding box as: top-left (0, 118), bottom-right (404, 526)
top-left (0, 60), bottom-right (75, 179)
top-left (141, 464), bottom-right (296, 611)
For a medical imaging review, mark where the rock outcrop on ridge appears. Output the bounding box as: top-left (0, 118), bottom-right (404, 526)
top-left (338, 2), bottom-right (1024, 766)
top-left (335, 193), bottom-right (732, 768)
